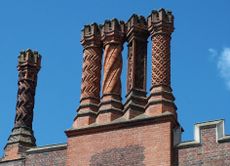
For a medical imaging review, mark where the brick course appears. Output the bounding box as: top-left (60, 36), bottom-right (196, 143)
top-left (25, 148), bottom-right (66, 166)
top-left (66, 115), bottom-right (177, 166)
top-left (177, 120), bottom-right (230, 166)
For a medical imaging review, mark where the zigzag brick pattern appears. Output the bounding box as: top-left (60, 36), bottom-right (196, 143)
top-left (15, 79), bottom-right (36, 128)
top-left (81, 47), bottom-right (102, 100)
top-left (14, 50), bottom-right (40, 129)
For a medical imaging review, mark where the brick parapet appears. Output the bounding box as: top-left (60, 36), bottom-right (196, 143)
top-left (25, 143), bottom-right (67, 166)
top-left (0, 158), bottom-right (25, 166)
top-left (177, 119), bottom-right (230, 166)
top-left (0, 144), bottom-right (67, 166)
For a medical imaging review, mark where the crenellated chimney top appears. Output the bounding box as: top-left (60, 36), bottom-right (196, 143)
top-left (81, 23), bottom-right (101, 48)
top-left (101, 19), bottom-right (126, 46)
top-left (147, 8), bottom-right (174, 36)
top-left (18, 49), bottom-right (41, 69)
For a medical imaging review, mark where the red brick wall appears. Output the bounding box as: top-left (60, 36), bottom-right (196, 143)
top-left (0, 158), bottom-right (25, 166)
top-left (66, 120), bottom-right (174, 166)
top-left (25, 146), bottom-right (66, 166)
top-left (178, 124), bottom-right (230, 166)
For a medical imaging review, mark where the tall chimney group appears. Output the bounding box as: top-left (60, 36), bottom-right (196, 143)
top-left (73, 8), bottom-right (176, 128)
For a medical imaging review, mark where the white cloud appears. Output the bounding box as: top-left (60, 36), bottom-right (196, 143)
top-left (217, 48), bottom-right (230, 89)
top-left (208, 48), bottom-right (218, 60)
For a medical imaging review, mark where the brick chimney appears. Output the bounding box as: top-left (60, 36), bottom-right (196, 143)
top-left (124, 14), bottom-right (149, 119)
top-left (3, 49), bottom-right (41, 161)
top-left (66, 9), bottom-right (180, 166)
top-left (97, 19), bottom-right (126, 124)
top-left (145, 9), bottom-right (177, 117)
top-left (73, 23), bottom-right (102, 128)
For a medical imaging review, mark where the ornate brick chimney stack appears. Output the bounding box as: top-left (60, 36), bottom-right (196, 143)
top-left (124, 14), bottom-right (149, 119)
top-left (3, 49), bottom-right (41, 161)
top-left (146, 9), bottom-right (176, 117)
top-left (66, 10), bottom-right (180, 166)
top-left (73, 23), bottom-right (102, 128)
top-left (97, 19), bottom-right (126, 124)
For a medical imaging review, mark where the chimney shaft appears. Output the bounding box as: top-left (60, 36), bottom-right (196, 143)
top-left (145, 9), bottom-right (177, 117)
top-left (73, 23), bottom-right (102, 128)
top-left (97, 19), bottom-right (126, 124)
top-left (3, 49), bottom-right (41, 161)
top-left (124, 14), bottom-right (149, 119)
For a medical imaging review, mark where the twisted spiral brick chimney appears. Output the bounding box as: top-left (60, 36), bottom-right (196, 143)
top-left (145, 9), bottom-right (177, 117)
top-left (124, 14), bottom-right (149, 119)
top-left (73, 23), bottom-right (102, 128)
top-left (3, 49), bottom-right (41, 161)
top-left (97, 19), bottom-right (126, 124)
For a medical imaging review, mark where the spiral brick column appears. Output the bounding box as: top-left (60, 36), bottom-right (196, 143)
top-left (3, 49), bottom-right (41, 161)
top-left (73, 23), bottom-right (102, 128)
top-left (145, 9), bottom-right (177, 117)
top-left (97, 19), bottom-right (125, 124)
top-left (123, 14), bottom-right (149, 119)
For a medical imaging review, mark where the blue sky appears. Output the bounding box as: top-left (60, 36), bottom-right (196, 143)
top-left (0, 0), bottom-right (230, 155)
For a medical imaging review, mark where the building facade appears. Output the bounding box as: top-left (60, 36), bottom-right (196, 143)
top-left (0, 9), bottom-right (230, 166)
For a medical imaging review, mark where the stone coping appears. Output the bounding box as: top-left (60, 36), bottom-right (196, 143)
top-left (66, 112), bottom-right (180, 137)
top-left (26, 143), bottom-right (67, 154)
top-left (0, 157), bottom-right (25, 163)
top-left (177, 119), bottom-right (230, 149)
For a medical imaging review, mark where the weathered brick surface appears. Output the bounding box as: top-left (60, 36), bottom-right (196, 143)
top-left (25, 148), bottom-right (66, 166)
top-left (178, 124), bottom-right (230, 166)
top-left (90, 145), bottom-right (145, 166)
top-left (66, 120), bottom-right (174, 166)
top-left (0, 159), bottom-right (25, 166)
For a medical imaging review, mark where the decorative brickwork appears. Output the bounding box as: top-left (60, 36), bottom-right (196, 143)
top-left (148, 9), bottom-right (174, 87)
top-left (152, 34), bottom-right (171, 86)
top-left (126, 15), bottom-right (148, 93)
top-left (73, 23), bottom-right (102, 128)
top-left (97, 19), bottom-right (125, 124)
top-left (3, 49), bottom-right (41, 161)
top-left (90, 145), bottom-right (145, 166)
top-left (101, 19), bottom-right (125, 96)
top-left (124, 14), bottom-right (149, 119)
top-left (2, 8), bottom-right (229, 166)
top-left (80, 24), bottom-right (102, 103)
top-left (146, 9), bottom-right (176, 117)
top-left (66, 9), bottom-right (180, 166)
top-left (15, 50), bottom-right (41, 129)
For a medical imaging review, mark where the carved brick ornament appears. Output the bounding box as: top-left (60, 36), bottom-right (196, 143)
top-left (101, 19), bottom-right (125, 96)
top-left (15, 49), bottom-right (41, 128)
top-left (147, 9), bottom-right (174, 87)
top-left (102, 44), bottom-right (123, 95)
top-left (80, 24), bottom-right (102, 102)
top-left (80, 47), bottom-right (102, 100)
top-left (151, 34), bottom-right (171, 86)
top-left (126, 14), bottom-right (149, 93)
